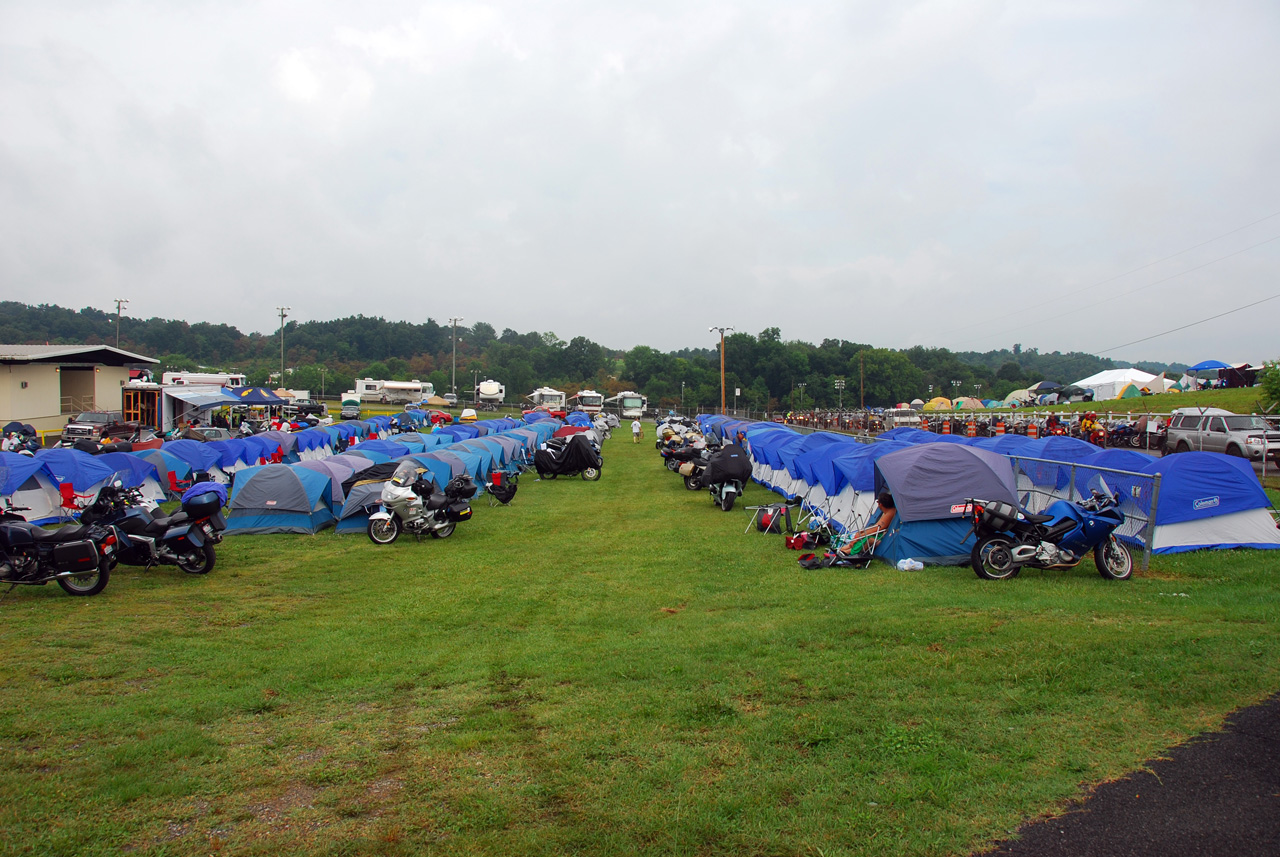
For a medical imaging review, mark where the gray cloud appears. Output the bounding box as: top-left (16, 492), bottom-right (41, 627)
top-left (2, 1), bottom-right (1277, 364)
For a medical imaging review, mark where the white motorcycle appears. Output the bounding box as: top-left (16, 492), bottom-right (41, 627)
top-left (367, 460), bottom-right (476, 544)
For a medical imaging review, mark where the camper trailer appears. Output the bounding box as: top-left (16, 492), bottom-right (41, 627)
top-left (476, 379), bottom-right (505, 403)
top-left (606, 391), bottom-right (648, 419)
top-left (570, 389), bottom-right (605, 414)
top-left (526, 387), bottom-right (568, 418)
top-left (355, 379), bottom-right (433, 405)
top-left (161, 371), bottom-right (247, 388)
top-left (884, 408), bottom-right (922, 429)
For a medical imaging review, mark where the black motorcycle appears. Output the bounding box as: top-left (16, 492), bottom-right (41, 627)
top-left (79, 483), bottom-right (226, 574)
top-left (0, 500), bottom-right (118, 596)
top-left (697, 443), bottom-right (752, 511)
top-left (534, 434), bottom-right (603, 481)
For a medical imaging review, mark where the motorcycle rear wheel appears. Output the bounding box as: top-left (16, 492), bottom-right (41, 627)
top-left (683, 474), bottom-right (701, 490)
top-left (1094, 537), bottom-right (1133, 581)
top-left (368, 517), bottom-right (401, 545)
top-left (430, 523), bottom-right (456, 539)
top-left (720, 493), bottom-right (736, 512)
top-left (177, 542), bottom-right (216, 575)
top-left (972, 536), bottom-right (1020, 580)
top-left (538, 471), bottom-right (557, 480)
top-left (58, 556), bottom-right (110, 596)
top-left (582, 467), bottom-right (601, 481)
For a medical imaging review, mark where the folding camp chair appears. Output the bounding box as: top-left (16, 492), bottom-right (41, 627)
top-left (744, 501), bottom-right (798, 535)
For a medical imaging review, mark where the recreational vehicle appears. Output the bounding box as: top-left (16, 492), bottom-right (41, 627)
top-left (526, 387), bottom-right (568, 418)
top-left (355, 379), bottom-right (433, 405)
top-left (606, 391), bottom-right (648, 418)
top-left (476, 379), bottom-right (505, 403)
top-left (570, 389), bottom-right (605, 414)
top-left (161, 371), bottom-right (247, 388)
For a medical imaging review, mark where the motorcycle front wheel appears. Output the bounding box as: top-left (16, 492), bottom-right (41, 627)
top-left (58, 556), bottom-right (110, 596)
top-left (368, 517), bottom-right (401, 545)
top-left (177, 543), bottom-right (216, 575)
top-left (430, 523), bottom-right (456, 539)
top-left (1094, 537), bottom-right (1133, 581)
top-left (582, 467), bottom-right (601, 481)
top-left (971, 536), bottom-right (1020, 580)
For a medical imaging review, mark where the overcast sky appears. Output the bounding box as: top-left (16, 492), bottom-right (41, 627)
top-left (2, 1), bottom-right (1278, 364)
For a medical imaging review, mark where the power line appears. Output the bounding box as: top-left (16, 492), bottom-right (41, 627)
top-left (946, 208), bottom-right (1280, 342)
top-left (1098, 292), bottom-right (1280, 354)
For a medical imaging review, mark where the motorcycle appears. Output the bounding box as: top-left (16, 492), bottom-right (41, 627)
top-left (697, 443), bottom-right (752, 512)
top-left (367, 460), bottom-right (476, 544)
top-left (964, 476), bottom-right (1132, 581)
top-left (0, 500), bottom-right (118, 596)
top-left (78, 482), bottom-right (226, 574)
top-left (534, 434), bottom-right (603, 481)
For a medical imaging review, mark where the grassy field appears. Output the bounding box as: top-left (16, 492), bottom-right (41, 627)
top-left (2, 434), bottom-right (1278, 856)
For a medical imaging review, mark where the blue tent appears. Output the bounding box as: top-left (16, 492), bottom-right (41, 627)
top-left (1186, 359), bottom-right (1232, 372)
top-left (225, 464), bottom-right (336, 534)
top-left (163, 439), bottom-right (223, 474)
top-left (33, 448), bottom-right (120, 491)
top-left (872, 444), bottom-right (1019, 566)
top-left (1133, 452), bottom-right (1280, 553)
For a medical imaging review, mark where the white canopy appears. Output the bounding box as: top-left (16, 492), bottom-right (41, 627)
top-left (1072, 368), bottom-right (1157, 400)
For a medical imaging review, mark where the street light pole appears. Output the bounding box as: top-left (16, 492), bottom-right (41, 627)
top-left (449, 317), bottom-right (464, 397)
top-left (680, 381), bottom-right (685, 414)
top-left (709, 325), bottom-right (733, 414)
top-left (276, 306), bottom-right (291, 388)
top-left (835, 378), bottom-right (845, 411)
top-left (113, 298), bottom-right (129, 348)
top-left (797, 382), bottom-right (807, 411)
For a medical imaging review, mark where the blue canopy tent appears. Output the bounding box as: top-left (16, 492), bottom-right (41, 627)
top-left (871, 444), bottom-right (1019, 565)
top-left (228, 387), bottom-right (286, 406)
top-left (225, 464), bottom-right (336, 534)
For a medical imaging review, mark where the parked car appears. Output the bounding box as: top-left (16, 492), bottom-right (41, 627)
top-left (182, 426), bottom-right (235, 442)
top-left (443, 393), bottom-right (459, 407)
top-left (340, 404), bottom-right (361, 420)
top-left (61, 411), bottom-right (125, 444)
top-left (1163, 408), bottom-right (1280, 463)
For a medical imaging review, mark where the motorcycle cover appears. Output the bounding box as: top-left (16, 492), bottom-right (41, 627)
top-left (534, 434), bottom-right (602, 475)
top-left (698, 444), bottom-right (752, 488)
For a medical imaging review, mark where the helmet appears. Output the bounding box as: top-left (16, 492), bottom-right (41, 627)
top-left (1085, 411), bottom-right (1097, 421)
top-left (757, 508), bottom-right (784, 533)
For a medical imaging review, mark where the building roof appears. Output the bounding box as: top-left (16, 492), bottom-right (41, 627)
top-left (0, 344), bottom-right (158, 366)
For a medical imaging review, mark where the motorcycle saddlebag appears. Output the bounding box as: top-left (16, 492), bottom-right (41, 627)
top-left (678, 461), bottom-right (697, 477)
top-left (446, 502), bottom-right (473, 523)
top-left (979, 501), bottom-right (1020, 531)
top-left (52, 539), bottom-right (99, 572)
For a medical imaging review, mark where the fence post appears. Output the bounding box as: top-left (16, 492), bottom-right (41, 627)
top-left (1144, 472), bottom-right (1162, 572)
top-left (1068, 464), bottom-right (1077, 502)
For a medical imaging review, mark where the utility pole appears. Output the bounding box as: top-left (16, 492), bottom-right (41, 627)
top-left (449, 317), bottom-right (464, 397)
top-left (709, 325), bottom-right (733, 414)
top-left (320, 367), bottom-right (326, 399)
top-left (276, 306), bottom-right (291, 387)
top-left (113, 298), bottom-right (129, 348)
top-left (859, 354), bottom-right (865, 409)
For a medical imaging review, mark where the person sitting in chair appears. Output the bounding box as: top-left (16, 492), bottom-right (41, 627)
top-left (837, 492), bottom-right (896, 557)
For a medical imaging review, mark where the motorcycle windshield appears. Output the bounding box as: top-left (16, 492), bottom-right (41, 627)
top-left (389, 460), bottom-right (422, 487)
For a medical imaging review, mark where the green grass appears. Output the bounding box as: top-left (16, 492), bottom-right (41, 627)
top-left (2, 437), bottom-right (1278, 856)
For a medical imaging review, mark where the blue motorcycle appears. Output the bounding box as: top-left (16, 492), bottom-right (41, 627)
top-left (965, 477), bottom-right (1133, 581)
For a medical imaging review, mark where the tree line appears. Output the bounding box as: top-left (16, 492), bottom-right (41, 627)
top-left (0, 302), bottom-right (1186, 412)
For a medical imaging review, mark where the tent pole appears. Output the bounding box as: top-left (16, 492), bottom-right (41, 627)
top-left (1144, 472), bottom-right (1162, 571)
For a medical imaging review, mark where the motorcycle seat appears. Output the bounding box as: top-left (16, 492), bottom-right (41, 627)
top-left (30, 525), bottom-right (89, 542)
top-left (1023, 511), bottom-right (1054, 524)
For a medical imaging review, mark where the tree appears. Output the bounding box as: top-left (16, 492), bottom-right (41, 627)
top-left (1260, 361), bottom-right (1280, 410)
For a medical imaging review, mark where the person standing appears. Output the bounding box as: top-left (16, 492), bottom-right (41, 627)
top-left (631, 419), bottom-right (642, 443)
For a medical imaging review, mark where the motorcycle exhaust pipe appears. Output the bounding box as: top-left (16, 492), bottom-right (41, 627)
top-left (1009, 545), bottom-right (1038, 562)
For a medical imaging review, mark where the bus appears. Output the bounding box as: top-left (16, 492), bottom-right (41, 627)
top-left (570, 389), bottom-right (605, 414)
top-left (606, 391), bottom-right (647, 418)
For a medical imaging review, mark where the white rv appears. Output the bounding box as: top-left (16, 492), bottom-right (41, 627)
top-left (526, 387), bottom-right (567, 415)
top-left (606, 391), bottom-right (648, 418)
top-left (161, 371), bottom-right (247, 388)
top-left (476, 379), bottom-right (505, 403)
top-left (570, 389), bottom-right (605, 414)
top-left (355, 378), bottom-right (432, 404)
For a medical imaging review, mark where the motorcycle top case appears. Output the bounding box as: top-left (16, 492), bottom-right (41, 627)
top-left (182, 492), bottom-right (223, 519)
top-left (446, 502), bottom-right (473, 523)
top-left (53, 539), bottom-right (100, 571)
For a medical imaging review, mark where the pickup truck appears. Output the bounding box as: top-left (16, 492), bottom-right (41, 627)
top-left (1164, 409), bottom-right (1280, 463)
top-left (283, 400), bottom-right (328, 418)
top-left (61, 411), bottom-right (125, 444)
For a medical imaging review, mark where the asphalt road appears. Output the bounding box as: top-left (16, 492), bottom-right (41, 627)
top-left (977, 693), bottom-right (1280, 857)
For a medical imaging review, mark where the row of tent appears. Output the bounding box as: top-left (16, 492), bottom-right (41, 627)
top-left (0, 411), bottom-right (568, 531)
top-left (697, 415), bottom-right (1280, 563)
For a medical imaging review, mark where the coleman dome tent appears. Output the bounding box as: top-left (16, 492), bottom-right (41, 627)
top-left (225, 464), bottom-right (336, 535)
